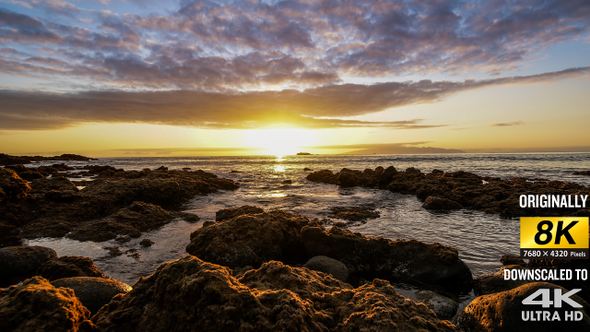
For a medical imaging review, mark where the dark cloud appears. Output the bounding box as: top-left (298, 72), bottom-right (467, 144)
top-left (491, 121), bottom-right (524, 127)
top-left (1, 66), bottom-right (588, 131)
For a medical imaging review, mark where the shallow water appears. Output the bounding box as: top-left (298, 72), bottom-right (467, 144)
top-left (27, 152), bottom-right (590, 289)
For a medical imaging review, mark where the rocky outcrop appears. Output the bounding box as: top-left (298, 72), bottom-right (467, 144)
top-left (0, 167), bottom-right (238, 241)
top-left (415, 290), bottom-right (459, 320)
top-left (454, 282), bottom-right (590, 332)
top-left (573, 170), bottom-right (590, 176)
top-left (0, 153), bottom-right (94, 166)
top-left (68, 201), bottom-right (174, 242)
top-left (304, 255), bottom-right (349, 282)
top-left (308, 166), bottom-right (590, 217)
top-left (329, 206), bottom-right (380, 222)
top-left (37, 256), bottom-right (109, 281)
top-left (51, 277), bottom-right (131, 314)
top-left (187, 208), bottom-right (472, 293)
top-left (91, 256), bottom-right (458, 332)
top-left (302, 226), bottom-right (473, 292)
top-left (0, 276), bottom-right (94, 331)
top-left (215, 205), bottom-right (264, 221)
top-left (0, 246), bottom-right (57, 280)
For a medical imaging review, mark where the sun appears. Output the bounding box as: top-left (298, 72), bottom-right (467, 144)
top-left (246, 128), bottom-right (315, 158)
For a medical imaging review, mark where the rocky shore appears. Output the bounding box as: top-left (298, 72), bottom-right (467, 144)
top-left (2, 158), bottom-right (590, 331)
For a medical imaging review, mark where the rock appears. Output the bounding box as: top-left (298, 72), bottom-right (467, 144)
top-left (0, 276), bottom-right (94, 331)
top-left (573, 170), bottom-right (590, 176)
top-left (215, 205), bottom-right (264, 221)
top-left (301, 226), bottom-right (473, 292)
top-left (0, 168), bottom-right (30, 201)
top-left (453, 282), bottom-right (590, 332)
top-left (139, 239), bottom-right (154, 247)
top-left (0, 153), bottom-right (93, 166)
top-left (415, 290), bottom-right (459, 320)
top-left (107, 247), bottom-right (123, 256)
top-left (5, 164), bottom-right (45, 181)
top-left (177, 212), bottom-right (200, 222)
top-left (187, 209), bottom-right (311, 268)
top-left (304, 255), bottom-right (349, 282)
top-left (303, 167), bottom-right (312, 171)
top-left (423, 196), bottom-right (463, 210)
top-left (51, 277), bottom-right (132, 314)
top-left (67, 201), bottom-right (173, 242)
top-left (500, 254), bottom-right (526, 267)
top-left (37, 256), bottom-right (109, 281)
top-left (282, 179), bottom-right (292, 184)
top-left (472, 266), bottom-right (530, 296)
top-left (30, 176), bottom-right (79, 194)
top-left (115, 235), bottom-right (132, 243)
top-left (378, 166), bottom-right (397, 188)
top-left (329, 206), bottom-right (380, 222)
top-left (0, 246), bottom-right (57, 280)
top-left (306, 169), bottom-right (339, 184)
top-left (0, 222), bottom-right (22, 247)
top-left (91, 256), bottom-right (458, 332)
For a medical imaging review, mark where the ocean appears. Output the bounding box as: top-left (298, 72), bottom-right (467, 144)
top-left (27, 152), bottom-right (590, 299)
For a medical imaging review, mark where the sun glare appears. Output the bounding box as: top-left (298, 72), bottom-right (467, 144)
top-left (246, 128), bottom-right (316, 158)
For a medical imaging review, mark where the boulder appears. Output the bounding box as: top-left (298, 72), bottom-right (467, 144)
top-left (306, 169), bottom-right (339, 184)
top-left (454, 282), bottom-right (590, 332)
top-left (423, 196), bottom-right (463, 210)
top-left (329, 206), bottom-right (380, 222)
top-left (301, 226), bottom-right (473, 292)
top-left (472, 266), bottom-right (530, 296)
top-left (91, 256), bottom-right (458, 332)
top-left (51, 277), bottom-right (132, 314)
top-left (304, 255), bottom-right (349, 282)
top-left (215, 205), bottom-right (264, 221)
top-left (0, 276), bottom-right (94, 331)
top-left (37, 256), bottom-right (109, 281)
top-left (187, 209), bottom-right (312, 268)
top-left (0, 246), bottom-right (57, 280)
top-left (0, 168), bottom-right (30, 201)
top-left (415, 290), bottom-right (459, 320)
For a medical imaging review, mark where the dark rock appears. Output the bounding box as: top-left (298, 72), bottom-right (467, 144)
top-left (306, 169), bottom-right (339, 184)
top-left (51, 277), bottom-right (132, 314)
top-left (454, 282), bottom-right (590, 332)
top-left (107, 247), bottom-right (122, 256)
top-left (37, 256), bottom-right (109, 281)
top-left (302, 226), bottom-right (473, 292)
top-left (423, 196), bottom-right (463, 210)
top-left (0, 153), bottom-right (93, 166)
top-left (0, 276), bottom-right (94, 331)
top-left (188, 209), bottom-right (311, 268)
top-left (303, 167), bottom-right (312, 171)
top-left (30, 176), bottom-right (79, 194)
top-left (0, 222), bottom-right (22, 248)
top-left (139, 239), bottom-right (154, 247)
top-left (0, 246), bottom-right (57, 280)
top-left (573, 170), bottom-right (590, 176)
top-left (0, 168), bottom-right (31, 201)
top-left (68, 201), bottom-right (173, 242)
top-left (304, 255), bottom-right (349, 282)
top-left (115, 235), bottom-right (132, 243)
top-left (378, 166), bottom-right (397, 188)
top-left (215, 205), bottom-right (264, 222)
top-left (329, 206), bottom-right (380, 222)
top-left (415, 290), bottom-right (459, 320)
top-left (472, 266), bottom-right (530, 296)
top-left (5, 164), bottom-right (45, 180)
top-left (91, 256), bottom-right (458, 332)
top-left (500, 254), bottom-right (526, 267)
top-left (177, 212), bottom-right (200, 222)
top-left (282, 179), bottom-right (292, 184)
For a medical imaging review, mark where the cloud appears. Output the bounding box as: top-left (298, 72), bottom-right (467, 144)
top-left (1, 66), bottom-right (588, 131)
top-left (491, 121), bottom-right (524, 127)
top-left (312, 142), bottom-right (465, 155)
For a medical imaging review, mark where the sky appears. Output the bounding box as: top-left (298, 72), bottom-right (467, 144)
top-left (1, 0), bottom-right (589, 156)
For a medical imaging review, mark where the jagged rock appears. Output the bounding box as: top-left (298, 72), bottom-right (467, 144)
top-left (0, 276), bottom-right (94, 331)
top-left (301, 226), bottom-right (473, 292)
top-left (5, 164), bottom-right (45, 181)
top-left (472, 266), bottom-right (530, 296)
top-left (573, 170), bottom-right (590, 176)
top-left (453, 282), bottom-right (590, 332)
top-left (91, 256), bottom-right (458, 332)
top-left (423, 196), bottom-right (463, 210)
top-left (0, 168), bottom-right (30, 201)
top-left (51, 277), bottom-right (131, 314)
top-left (37, 256), bottom-right (108, 281)
top-left (30, 176), bottom-right (79, 194)
top-left (500, 254), bottom-right (526, 267)
top-left (415, 290), bottom-right (459, 320)
top-left (304, 255), bottom-right (349, 282)
top-left (215, 205), bottom-right (264, 221)
top-left (139, 239), bottom-right (154, 247)
top-left (329, 206), bottom-right (380, 222)
top-left (0, 222), bottom-right (22, 247)
top-left (0, 246), bottom-right (57, 280)
top-left (306, 169), bottom-right (339, 184)
top-left (67, 201), bottom-right (173, 242)
top-left (0, 153), bottom-right (93, 166)
top-left (187, 209), bottom-right (311, 268)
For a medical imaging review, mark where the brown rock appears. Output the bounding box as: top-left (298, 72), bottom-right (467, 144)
top-left (0, 168), bottom-right (30, 201)
top-left (0, 245), bottom-right (57, 280)
top-left (329, 206), bottom-right (380, 222)
top-left (215, 205), bottom-right (264, 221)
top-left (51, 277), bottom-right (132, 314)
top-left (0, 276), bottom-right (94, 331)
top-left (423, 196), bottom-right (463, 210)
top-left (37, 256), bottom-right (109, 281)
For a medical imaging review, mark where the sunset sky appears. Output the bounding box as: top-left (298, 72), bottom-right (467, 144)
top-left (1, 0), bottom-right (589, 156)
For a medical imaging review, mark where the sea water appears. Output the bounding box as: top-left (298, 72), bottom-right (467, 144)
top-left (28, 153), bottom-right (590, 290)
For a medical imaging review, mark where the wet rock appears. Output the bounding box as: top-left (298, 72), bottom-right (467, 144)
top-left (215, 205), bottom-right (264, 221)
top-left (500, 254), bottom-right (526, 267)
top-left (0, 222), bottom-right (22, 247)
top-left (30, 176), bottom-right (79, 194)
top-left (115, 235), bottom-right (132, 243)
top-left (107, 247), bottom-right (123, 257)
top-left (0, 276), bottom-right (94, 331)
top-left (0, 168), bottom-right (30, 201)
top-left (68, 201), bottom-right (173, 242)
top-left (306, 169), bottom-right (339, 184)
top-left (453, 282), bottom-right (590, 332)
top-left (329, 206), bottom-right (380, 222)
top-left (472, 265), bottom-right (530, 296)
top-left (139, 239), bottom-right (154, 247)
top-left (423, 196), bottom-right (463, 210)
top-left (177, 212), bottom-right (200, 222)
top-left (282, 179), bottom-right (292, 184)
top-left (0, 153), bottom-right (93, 166)
top-left (51, 277), bottom-right (132, 314)
top-left (302, 226), bottom-right (473, 292)
top-left (5, 164), bottom-right (45, 180)
top-left (304, 255), bottom-right (349, 282)
top-left (37, 256), bottom-right (109, 281)
top-left (0, 246), bottom-right (57, 280)
top-left (415, 290), bottom-right (459, 320)
top-left (187, 209), bottom-right (311, 268)
top-left (91, 256), bottom-right (458, 332)
top-left (573, 170), bottom-right (590, 176)
top-left (303, 167), bottom-right (312, 171)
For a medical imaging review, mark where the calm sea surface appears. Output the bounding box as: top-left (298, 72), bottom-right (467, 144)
top-left (28, 153), bottom-right (590, 295)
